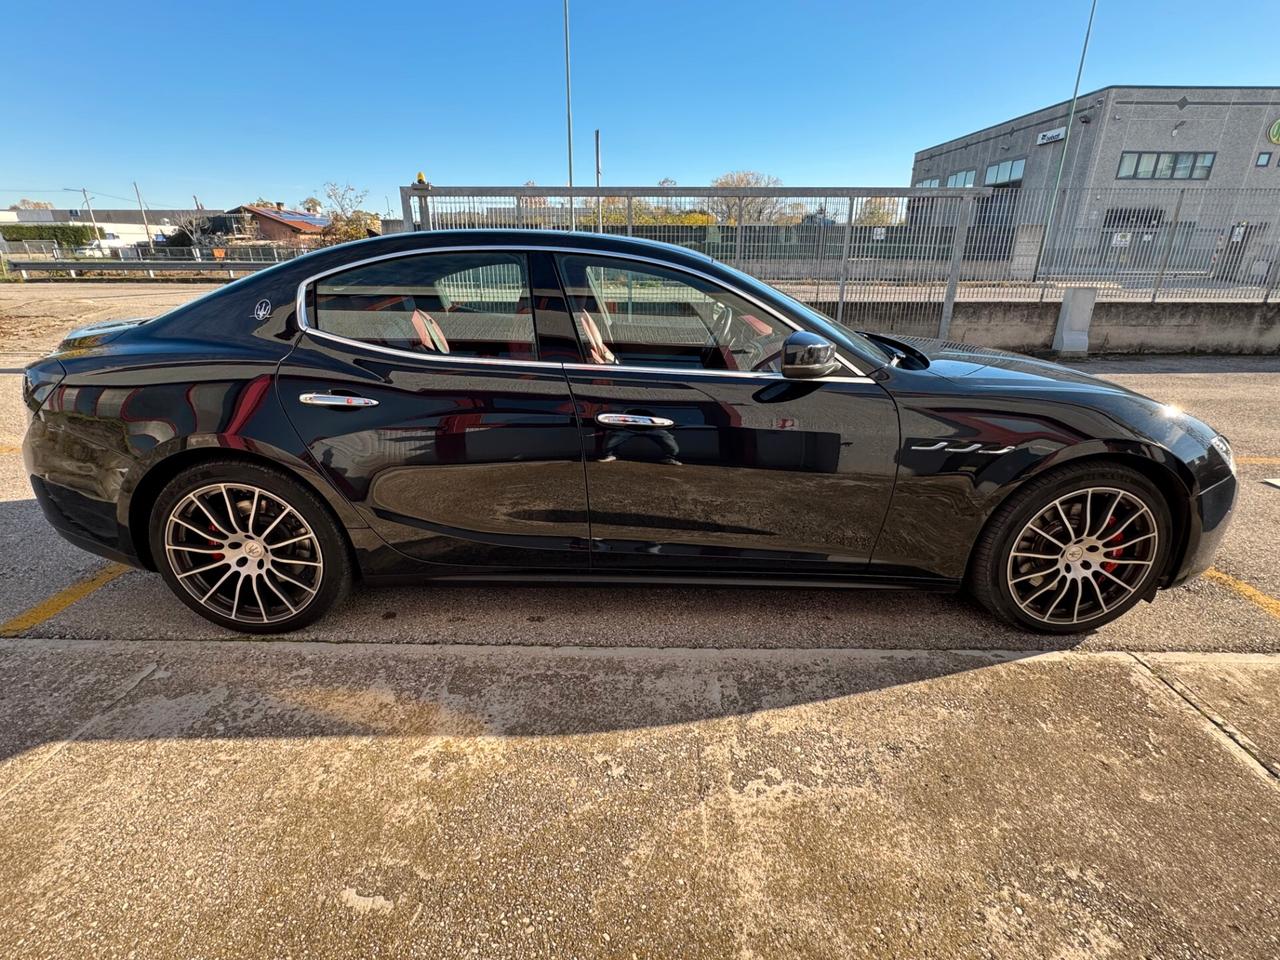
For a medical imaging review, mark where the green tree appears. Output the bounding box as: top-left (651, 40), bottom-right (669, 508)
top-left (852, 197), bottom-right (902, 227)
top-left (317, 183), bottom-right (379, 246)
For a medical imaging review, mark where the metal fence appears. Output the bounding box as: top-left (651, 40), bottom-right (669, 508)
top-left (6, 185), bottom-right (1278, 338)
top-left (401, 184), bottom-right (1280, 337)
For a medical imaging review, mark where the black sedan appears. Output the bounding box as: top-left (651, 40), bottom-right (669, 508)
top-left (22, 230), bottom-right (1237, 634)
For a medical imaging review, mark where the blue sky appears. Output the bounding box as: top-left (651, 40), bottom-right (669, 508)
top-left (3, 0), bottom-right (1278, 211)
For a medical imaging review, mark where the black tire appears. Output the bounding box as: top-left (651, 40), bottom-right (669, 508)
top-left (149, 460), bottom-right (351, 633)
top-left (968, 462), bottom-right (1173, 634)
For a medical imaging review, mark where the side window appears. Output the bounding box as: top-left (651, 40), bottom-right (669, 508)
top-left (555, 254), bottom-right (790, 373)
top-left (312, 252), bottom-right (536, 360)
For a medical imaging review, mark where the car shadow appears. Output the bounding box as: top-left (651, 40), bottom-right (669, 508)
top-left (0, 490), bottom-right (1089, 763)
top-left (0, 636), bottom-right (1064, 766)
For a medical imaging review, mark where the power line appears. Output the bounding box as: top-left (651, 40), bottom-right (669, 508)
top-left (0, 186), bottom-right (193, 208)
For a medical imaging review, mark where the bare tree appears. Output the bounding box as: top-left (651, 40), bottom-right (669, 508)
top-left (8, 198), bottom-right (54, 210)
top-left (168, 211), bottom-right (213, 246)
top-left (708, 170), bottom-right (785, 224)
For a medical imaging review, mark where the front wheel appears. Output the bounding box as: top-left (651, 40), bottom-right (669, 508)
top-left (968, 463), bottom-right (1172, 633)
top-left (150, 460), bottom-right (351, 633)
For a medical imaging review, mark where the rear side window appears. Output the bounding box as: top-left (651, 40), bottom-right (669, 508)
top-left (311, 251), bottom-right (536, 360)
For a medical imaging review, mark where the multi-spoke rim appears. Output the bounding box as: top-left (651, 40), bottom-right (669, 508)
top-left (164, 483), bottom-right (323, 624)
top-left (1006, 486), bottom-right (1159, 626)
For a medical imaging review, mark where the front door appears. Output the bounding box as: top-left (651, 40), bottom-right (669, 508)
top-left (552, 252), bottom-right (899, 577)
top-left (277, 249), bottom-right (589, 570)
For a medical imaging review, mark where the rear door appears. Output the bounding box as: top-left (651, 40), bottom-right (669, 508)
top-left (277, 248), bottom-right (589, 570)
top-left (551, 252), bottom-right (900, 577)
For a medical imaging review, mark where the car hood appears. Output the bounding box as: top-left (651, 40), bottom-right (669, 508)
top-left (883, 335), bottom-right (1226, 464)
top-left (889, 336), bottom-right (1141, 395)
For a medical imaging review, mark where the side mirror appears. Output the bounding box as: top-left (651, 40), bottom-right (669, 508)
top-left (781, 331), bottom-right (841, 379)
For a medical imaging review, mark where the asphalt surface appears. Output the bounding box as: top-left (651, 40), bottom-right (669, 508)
top-left (2, 283), bottom-right (1279, 959)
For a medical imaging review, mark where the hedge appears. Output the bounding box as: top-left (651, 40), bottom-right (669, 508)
top-left (1, 224), bottom-right (104, 245)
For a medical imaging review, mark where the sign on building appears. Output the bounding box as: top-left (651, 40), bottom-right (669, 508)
top-left (1036, 126), bottom-right (1067, 146)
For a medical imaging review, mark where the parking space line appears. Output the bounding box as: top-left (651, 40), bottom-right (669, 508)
top-left (0, 444), bottom-right (19, 455)
top-left (1205, 568), bottom-right (1280, 621)
top-left (1238, 456), bottom-right (1280, 464)
top-left (0, 563), bottom-right (130, 638)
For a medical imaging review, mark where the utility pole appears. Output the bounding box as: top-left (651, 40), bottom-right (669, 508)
top-left (80, 187), bottom-right (102, 251)
top-left (133, 181), bottom-right (152, 247)
top-left (563, 0), bottom-right (575, 230)
top-left (1034, 0), bottom-right (1098, 283)
top-left (595, 129), bottom-right (603, 232)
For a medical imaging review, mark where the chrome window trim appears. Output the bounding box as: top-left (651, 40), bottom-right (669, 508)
top-left (294, 243), bottom-right (872, 379)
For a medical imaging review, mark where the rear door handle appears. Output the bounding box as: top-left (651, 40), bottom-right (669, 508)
top-left (595, 413), bottom-right (675, 428)
top-left (299, 392), bottom-right (379, 408)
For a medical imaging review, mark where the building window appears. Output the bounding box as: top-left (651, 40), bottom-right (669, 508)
top-left (1258, 152), bottom-right (1273, 167)
top-left (946, 169), bottom-right (976, 188)
top-left (984, 158), bottom-right (1025, 186)
top-left (1117, 151), bottom-right (1215, 180)
top-left (914, 177), bottom-right (940, 188)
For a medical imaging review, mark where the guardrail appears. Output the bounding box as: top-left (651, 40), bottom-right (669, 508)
top-left (3, 258), bottom-right (280, 278)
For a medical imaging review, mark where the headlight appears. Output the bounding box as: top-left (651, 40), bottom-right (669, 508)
top-left (1210, 434), bottom-right (1236, 474)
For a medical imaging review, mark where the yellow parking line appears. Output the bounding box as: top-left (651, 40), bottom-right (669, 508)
top-left (0, 563), bottom-right (130, 638)
top-left (1238, 456), bottom-right (1280, 464)
top-left (1205, 568), bottom-right (1280, 621)
top-left (0, 443), bottom-right (19, 455)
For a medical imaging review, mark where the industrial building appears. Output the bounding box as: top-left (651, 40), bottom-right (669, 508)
top-left (910, 86), bottom-right (1280, 283)
top-left (911, 85), bottom-right (1280, 193)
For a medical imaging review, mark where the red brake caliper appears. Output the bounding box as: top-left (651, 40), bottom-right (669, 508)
top-left (209, 521), bottom-right (224, 562)
top-left (1102, 514), bottom-right (1122, 573)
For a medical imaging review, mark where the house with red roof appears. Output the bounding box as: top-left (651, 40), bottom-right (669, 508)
top-left (225, 202), bottom-right (331, 244)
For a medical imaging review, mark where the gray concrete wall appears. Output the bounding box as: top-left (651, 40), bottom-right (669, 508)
top-left (951, 300), bottom-right (1280, 355)
top-left (811, 299), bottom-right (1280, 355)
top-left (1086, 301), bottom-right (1280, 355)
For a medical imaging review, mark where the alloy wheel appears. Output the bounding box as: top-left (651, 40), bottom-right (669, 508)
top-left (1005, 486), bottom-right (1158, 626)
top-left (164, 482), bottom-right (324, 624)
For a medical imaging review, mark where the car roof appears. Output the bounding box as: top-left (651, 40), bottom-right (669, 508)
top-left (319, 228), bottom-right (718, 265)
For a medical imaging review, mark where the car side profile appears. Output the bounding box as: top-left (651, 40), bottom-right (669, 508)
top-left (22, 230), bottom-right (1237, 634)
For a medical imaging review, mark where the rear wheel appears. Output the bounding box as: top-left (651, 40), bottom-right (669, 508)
top-left (969, 463), bottom-right (1172, 633)
top-left (150, 461), bottom-right (351, 633)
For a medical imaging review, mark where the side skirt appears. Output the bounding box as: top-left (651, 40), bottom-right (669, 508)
top-left (361, 570), bottom-right (962, 591)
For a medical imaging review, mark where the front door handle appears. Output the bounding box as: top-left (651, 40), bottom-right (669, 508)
top-left (595, 413), bottom-right (675, 428)
top-left (299, 392), bottom-right (379, 408)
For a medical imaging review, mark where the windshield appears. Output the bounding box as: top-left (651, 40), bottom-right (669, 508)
top-left (714, 262), bottom-right (893, 369)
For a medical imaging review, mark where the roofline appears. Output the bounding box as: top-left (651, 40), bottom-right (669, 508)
top-left (914, 84), bottom-right (1280, 159)
top-left (305, 228), bottom-right (721, 263)
top-left (236, 204), bottom-right (328, 232)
